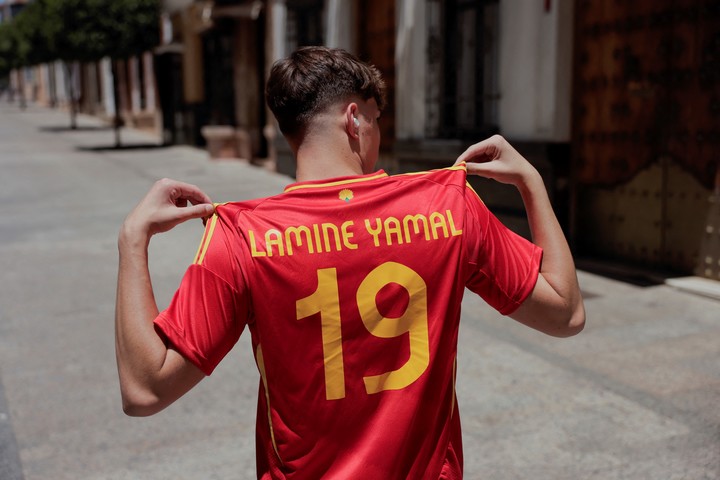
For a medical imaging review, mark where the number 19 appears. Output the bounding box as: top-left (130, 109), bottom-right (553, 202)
top-left (296, 262), bottom-right (430, 400)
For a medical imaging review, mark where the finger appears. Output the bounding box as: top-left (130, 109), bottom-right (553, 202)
top-left (184, 190), bottom-right (213, 206)
top-left (455, 145), bottom-right (484, 166)
top-left (166, 181), bottom-right (213, 206)
top-left (465, 160), bottom-right (503, 179)
top-left (176, 203), bottom-right (215, 221)
top-left (465, 161), bottom-right (490, 176)
top-left (455, 138), bottom-right (496, 165)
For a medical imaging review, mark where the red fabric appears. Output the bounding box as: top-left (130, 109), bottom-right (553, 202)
top-left (154, 165), bottom-right (541, 479)
top-left (464, 186), bottom-right (543, 315)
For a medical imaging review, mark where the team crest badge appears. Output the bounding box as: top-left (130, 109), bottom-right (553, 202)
top-left (339, 189), bottom-right (354, 203)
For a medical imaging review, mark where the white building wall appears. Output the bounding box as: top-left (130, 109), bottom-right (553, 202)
top-left (142, 52), bottom-right (156, 111)
top-left (38, 65), bottom-right (50, 105)
top-left (128, 57), bottom-right (141, 113)
top-left (53, 61), bottom-right (67, 105)
top-left (100, 58), bottom-right (115, 116)
top-left (395, 0), bottom-right (426, 139)
top-left (325, 0), bottom-right (354, 52)
top-left (270, 0), bottom-right (355, 60)
top-left (498, 0), bottom-right (573, 141)
top-left (269, 0), bottom-right (287, 62)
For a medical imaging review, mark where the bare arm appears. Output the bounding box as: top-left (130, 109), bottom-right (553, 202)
top-left (115, 178), bottom-right (214, 416)
top-left (457, 135), bottom-right (585, 337)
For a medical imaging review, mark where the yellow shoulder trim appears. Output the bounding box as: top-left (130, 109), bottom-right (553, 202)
top-left (393, 162), bottom-right (467, 178)
top-left (465, 181), bottom-right (486, 205)
top-left (284, 172), bottom-right (389, 193)
top-left (193, 213), bottom-right (219, 265)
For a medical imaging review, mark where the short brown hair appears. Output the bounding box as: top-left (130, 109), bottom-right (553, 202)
top-left (266, 46), bottom-right (386, 137)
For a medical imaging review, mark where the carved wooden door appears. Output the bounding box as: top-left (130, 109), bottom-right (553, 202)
top-left (573, 0), bottom-right (720, 276)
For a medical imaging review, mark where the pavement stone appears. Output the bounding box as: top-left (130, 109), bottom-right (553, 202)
top-left (0, 100), bottom-right (719, 479)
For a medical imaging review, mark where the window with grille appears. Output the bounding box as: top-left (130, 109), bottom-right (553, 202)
top-left (286, 0), bottom-right (324, 54)
top-left (426, 0), bottom-right (500, 140)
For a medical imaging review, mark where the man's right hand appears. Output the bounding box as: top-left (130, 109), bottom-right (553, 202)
top-left (116, 178), bottom-right (211, 416)
top-left (120, 178), bottom-right (214, 247)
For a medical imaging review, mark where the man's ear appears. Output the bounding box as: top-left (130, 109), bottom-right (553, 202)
top-left (345, 103), bottom-right (360, 139)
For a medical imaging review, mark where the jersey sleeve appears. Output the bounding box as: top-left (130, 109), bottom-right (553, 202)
top-left (463, 184), bottom-right (543, 315)
top-left (154, 211), bottom-right (249, 375)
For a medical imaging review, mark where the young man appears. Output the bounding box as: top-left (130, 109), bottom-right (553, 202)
top-left (116, 47), bottom-right (585, 479)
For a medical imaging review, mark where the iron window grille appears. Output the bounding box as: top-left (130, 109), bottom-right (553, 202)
top-left (426, 0), bottom-right (500, 140)
top-left (286, 0), bottom-right (324, 54)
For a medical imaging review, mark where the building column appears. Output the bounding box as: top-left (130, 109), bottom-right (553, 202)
top-left (53, 61), bottom-right (67, 106)
top-left (128, 56), bottom-right (141, 114)
top-left (325, 0), bottom-right (354, 52)
top-left (181, 7), bottom-right (204, 105)
top-left (81, 62), bottom-right (101, 114)
top-left (36, 65), bottom-right (50, 106)
top-left (142, 52), bottom-right (157, 112)
top-left (99, 57), bottom-right (116, 117)
top-left (47, 62), bottom-right (57, 107)
top-left (266, 0), bottom-right (288, 171)
top-left (115, 59), bottom-right (131, 121)
top-left (498, 0), bottom-right (573, 141)
top-left (268, 0), bottom-right (286, 62)
top-left (395, 0), bottom-right (426, 140)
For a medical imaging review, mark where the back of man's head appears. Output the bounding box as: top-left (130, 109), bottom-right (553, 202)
top-left (266, 46), bottom-right (386, 139)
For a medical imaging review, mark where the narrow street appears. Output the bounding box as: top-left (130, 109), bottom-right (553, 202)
top-left (0, 101), bottom-right (718, 479)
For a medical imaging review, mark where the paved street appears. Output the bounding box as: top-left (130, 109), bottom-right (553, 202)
top-left (0, 101), bottom-right (718, 480)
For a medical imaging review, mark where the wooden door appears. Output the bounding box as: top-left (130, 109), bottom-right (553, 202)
top-left (572, 0), bottom-right (720, 275)
top-left (358, 0), bottom-right (396, 152)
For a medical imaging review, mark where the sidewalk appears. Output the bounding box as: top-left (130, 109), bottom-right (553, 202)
top-left (0, 101), bottom-right (718, 479)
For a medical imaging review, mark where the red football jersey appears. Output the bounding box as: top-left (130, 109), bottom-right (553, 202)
top-left (155, 164), bottom-right (542, 479)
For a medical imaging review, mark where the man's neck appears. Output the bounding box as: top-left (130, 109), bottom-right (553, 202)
top-left (293, 141), bottom-right (365, 183)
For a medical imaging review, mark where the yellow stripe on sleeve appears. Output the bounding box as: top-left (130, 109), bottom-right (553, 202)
top-left (256, 345), bottom-right (283, 465)
top-left (451, 357), bottom-right (457, 417)
top-left (192, 227), bottom-right (209, 265)
top-left (193, 213), bottom-right (218, 265)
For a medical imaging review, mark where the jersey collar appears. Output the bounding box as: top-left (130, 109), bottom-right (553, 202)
top-left (284, 170), bottom-right (388, 193)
